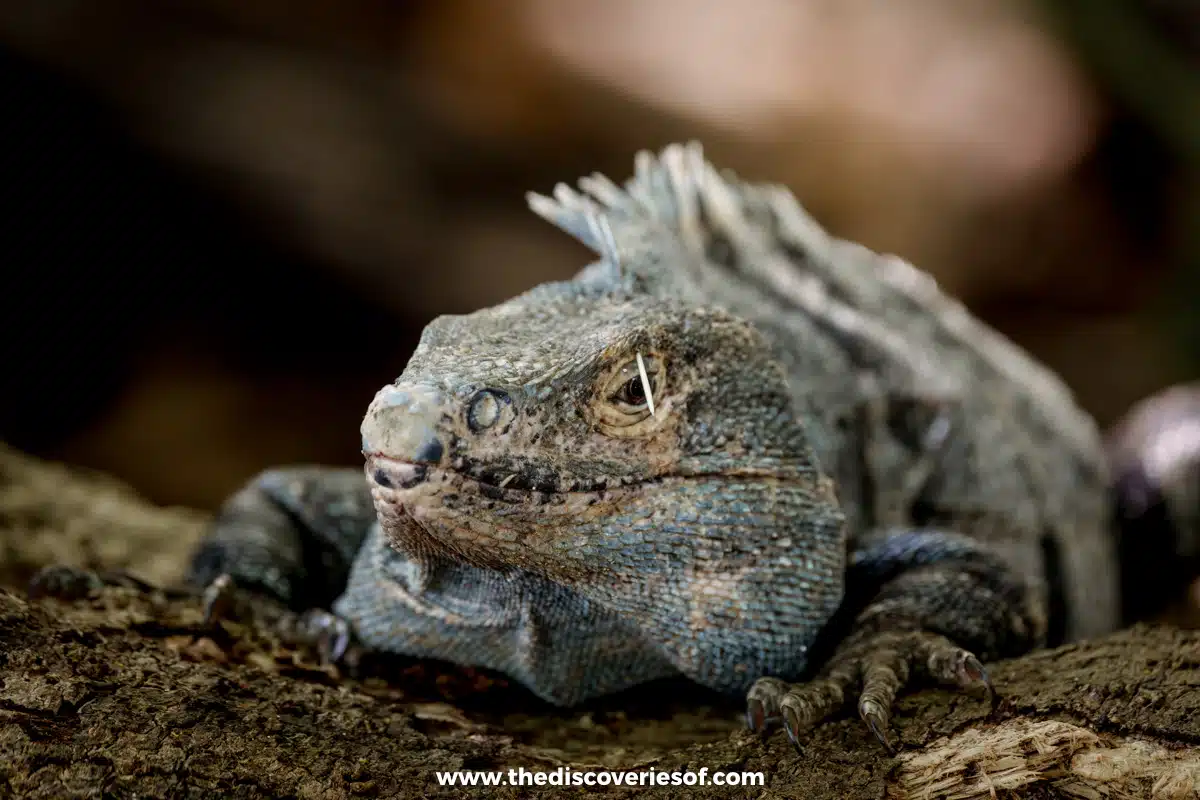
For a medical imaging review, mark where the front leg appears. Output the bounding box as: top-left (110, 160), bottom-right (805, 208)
top-left (186, 466), bottom-right (379, 659)
top-left (28, 466), bottom-right (379, 662)
top-left (188, 466), bottom-right (375, 608)
top-left (747, 529), bottom-right (1043, 751)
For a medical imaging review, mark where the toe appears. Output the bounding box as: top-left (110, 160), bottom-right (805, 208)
top-left (28, 565), bottom-right (103, 601)
top-left (777, 659), bottom-right (859, 749)
top-left (325, 617), bottom-right (352, 664)
top-left (921, 636), bottom-right (994, 699)
top-left (856, 648), bottom-right (910, 753)
top-left (781, 705), bottom-right (804, 753)
top-left (859, 702), bottom-right (893, 753)
top-left (779, 677), bottom-right (849, 736)
top-left (746, 676), bottom-right (788, 732)
top-left (283, 608), bottom-right (357, 666)
top-left (298, 609), bottom-right (353, 664)
top-left (201, 573), bottom-right (238, 627)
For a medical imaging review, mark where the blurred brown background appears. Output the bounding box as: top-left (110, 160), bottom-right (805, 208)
top-left (0, 0), bottom-right (1196, 510)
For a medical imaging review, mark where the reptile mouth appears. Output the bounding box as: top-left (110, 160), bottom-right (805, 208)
top-left (365, 455), bottom-right (429, 490)
top-left (366, 453), bottom-right (803, 503)
top-left (364, 453), bottom-right (633, 501)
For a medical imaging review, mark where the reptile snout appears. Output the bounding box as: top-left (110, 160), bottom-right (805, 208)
top-left (361, 384), bottom-right (448, 478)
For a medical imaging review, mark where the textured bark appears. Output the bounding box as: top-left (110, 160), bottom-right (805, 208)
top-left (1, 444), bottom-right (1198, 799)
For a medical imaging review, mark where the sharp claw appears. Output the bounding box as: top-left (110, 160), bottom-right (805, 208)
top-left (746, 698), bottom-right (765, 733)
top-left (981, 668), bottom-right (1000, 711)
top-left (302, 611), bottom-right (352, 665)
top-left (781, 707), bottom-right (804, 755)
top-left (979, 664), bottom-right (995, 696)
top-left (325, 621), bottom-right (351, 664)
top-left (861, 710), bottom-right (894, 754)
top-left (201, 574), bottom-right (235, 627)
top-left (963, 654), bottom-right (997, 705)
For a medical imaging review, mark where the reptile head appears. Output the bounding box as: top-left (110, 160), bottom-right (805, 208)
top-left (360, 144), bottom-right (846, 680)
top-left (361, 280), bottom-right (841, 582)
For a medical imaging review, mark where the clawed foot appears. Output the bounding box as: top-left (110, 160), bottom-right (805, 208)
top-left (28, 564), bottom-right (106, 601)
top-left (28, 565), bottom-right (359, 668)
top-left (746, 631), bottom-right (994, 754)
top-left (201, 572), bottom-right (356, 666)
top-left (28, 564), bottom-right (184, 601)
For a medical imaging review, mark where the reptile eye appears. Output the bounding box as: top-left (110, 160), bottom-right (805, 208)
top-left (467, 389), bottom-right (510, 432)
top-left (602, 354), bottom-right (665, 415)
top-left (593, 353), bottom-right (667, 435)
top-left (615, 375), bottom-right (650, 407)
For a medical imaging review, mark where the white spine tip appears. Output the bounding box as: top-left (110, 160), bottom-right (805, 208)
top-left (636, 351), bottom-right (656, 418)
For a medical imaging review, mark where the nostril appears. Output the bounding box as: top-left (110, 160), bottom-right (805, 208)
top-left (363, 383), bottom-right (449, 465)
top-left (368, 459), bottom-right (428, 489)
top-left (413, 437), bottom-right (444, 464)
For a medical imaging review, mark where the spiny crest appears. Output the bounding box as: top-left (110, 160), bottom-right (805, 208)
top-left (525, 141), bottom-right (755, 285)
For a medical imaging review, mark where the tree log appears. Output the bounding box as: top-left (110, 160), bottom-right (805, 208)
top-left (1, 443), bottom-right (1198, 799)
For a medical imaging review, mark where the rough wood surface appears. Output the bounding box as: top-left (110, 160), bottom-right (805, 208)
top-left (1, 444), bottom-right (1197, 799)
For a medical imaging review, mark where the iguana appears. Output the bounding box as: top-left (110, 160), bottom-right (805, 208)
top-left (39, 143), bottom-right (1199, 752)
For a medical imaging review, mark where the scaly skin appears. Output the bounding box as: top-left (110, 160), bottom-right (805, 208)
top-left (176, 144), bottom-right (1125, 749)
